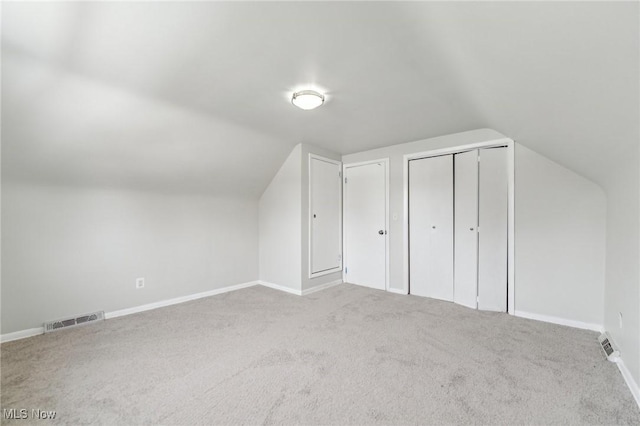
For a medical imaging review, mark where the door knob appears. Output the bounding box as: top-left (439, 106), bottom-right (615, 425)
top-left (378, 230), bottom-right (384, 235)
top-left (470, 227), bottom-right (474, 231)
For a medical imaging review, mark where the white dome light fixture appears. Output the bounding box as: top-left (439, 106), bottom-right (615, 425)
top-left (291, 90), bottom-right (325, 110)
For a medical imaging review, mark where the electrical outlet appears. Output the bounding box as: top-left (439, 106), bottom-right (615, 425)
top-left (136, 277), bottom-right (145, 289)
top-left (618, 312), bottom-right (623, 329)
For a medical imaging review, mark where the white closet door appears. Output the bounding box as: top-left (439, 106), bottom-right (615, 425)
top-left (310, 157), bottom-right (342, 275)
top-left (454, 150), bottom-right (479, 309)
top-left (478, 147), bottom-right (508, 311)
top-left (409, 155), bottom-right (454, 301)
top-left (344, 162), bottom-right (386, 290)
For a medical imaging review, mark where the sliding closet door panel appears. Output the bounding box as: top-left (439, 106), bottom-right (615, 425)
top-left (478, 147), bottom-right (508, 312)
top-left (409, 155), bottom-right (454, 301)
top-left (310, 157), bottom-right (342, 274)
top-left (454, 150), bottom-right (479, 309)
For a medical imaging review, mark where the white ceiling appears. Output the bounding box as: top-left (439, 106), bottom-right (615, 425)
top-left (3, 1), bottom-right (638, 195)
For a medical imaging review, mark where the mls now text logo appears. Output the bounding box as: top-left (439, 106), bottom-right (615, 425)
top-left (3, 409), bottom-right (57, 420)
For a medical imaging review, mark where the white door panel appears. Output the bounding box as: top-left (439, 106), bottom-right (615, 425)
top-left (454, 150), bottom-right (478, 309)
top-left (344, 162), bottom-right (386, 290)
top-left (409, 155), bottom-right (454, 301)
top-left (478, 148), bottom-right (508, 311)
top-left (311, 157), bottom-right (342, 274)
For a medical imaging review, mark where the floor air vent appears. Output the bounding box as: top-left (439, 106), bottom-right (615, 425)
top-left (598, 332), bottom-right (620, 362)
top-left (44, 311), bottom-right (105, 333)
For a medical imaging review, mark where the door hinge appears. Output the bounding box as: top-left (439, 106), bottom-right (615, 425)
top-left (476, 296), bottom-right (479, 303)
top-left (344, 177), bottom-right (347, 184)
top-left (345, 267), bottom-right (348, 274)
top-left (339, 171), bottom-right (342, 178)
top-left (477, 156), bottom-right (481, 162)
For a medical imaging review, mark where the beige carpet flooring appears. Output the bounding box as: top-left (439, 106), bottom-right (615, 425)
top-left (1, 283), bottom-right (639, 425)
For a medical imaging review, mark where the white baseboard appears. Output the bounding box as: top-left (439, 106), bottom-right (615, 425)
top-left (259, 279), bottom-right (343, 296)
top-left (259, 281), bottom-right (302, 296)
top-left (514, 310), bottom-right (603, 332)
top-left (105, 281), bottom-right (259, 319)
top-left (617, 357), bottom-right (640, 408)
top-left (387, 287), bottom-right (408, 295)
top-left (0, 327), bottom-right (45, 343)
top-left (301, 279), bottom-right (342, 296)
top-left (1, 281), bottom-right (259, 343)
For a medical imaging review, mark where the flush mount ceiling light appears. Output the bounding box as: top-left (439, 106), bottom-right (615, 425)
top-left (291, 90), bottom-right (325, 110)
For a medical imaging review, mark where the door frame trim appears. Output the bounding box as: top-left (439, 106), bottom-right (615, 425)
top-left (308, 154), bottom-right (343, 279)
top-left (402, 139), bottom-right (515, 314)
top-left (342, 158), bottom-right (390, 291)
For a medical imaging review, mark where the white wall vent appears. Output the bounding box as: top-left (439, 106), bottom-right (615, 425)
top-left (44, 311), bottom-right (105, 333)
top-left (598, 332), bottom-right (620, 362)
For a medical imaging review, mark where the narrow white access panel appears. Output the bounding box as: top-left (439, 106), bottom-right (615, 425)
top-left (310, 156), bottom-right (342, 276)
top-left (409, 155), bottom-right (454, 301)
top-left (344, 161), bottom-right (387, 290)
top-left (478, 147), bottom-right (508, 311)
top-left (454, 150), bottom-right (479, 309)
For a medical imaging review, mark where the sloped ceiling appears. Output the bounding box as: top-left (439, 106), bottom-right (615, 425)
top-left (2, 2), bottom-right (638, 195)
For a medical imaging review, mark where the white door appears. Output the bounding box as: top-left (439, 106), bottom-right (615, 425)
top-left (409, 155), bottom-right (454, 301)
top-left (454, 150), bottom-right (479, 309)
top-left (310, 157), bottom-right (342, 275)
top-left (478, 147), bottom-right (508, 311)
top-left (344, 161), bottom-right (387, 290)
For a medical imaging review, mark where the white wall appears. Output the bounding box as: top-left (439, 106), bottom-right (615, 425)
top-left (259, 145), bottom-right (302, 291)
top-left (258, 143), bottom-right (343, 292)
top-left (514, 144), bottom-right (606, 328)
top-left (1, 182), bottom-right (259, 335)
top-left (342, 129), bottom-right (507, 291)
top-left (603, 153), bottom-right (640, 388)
top-left (300, 144), bottom-right (343, 291)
